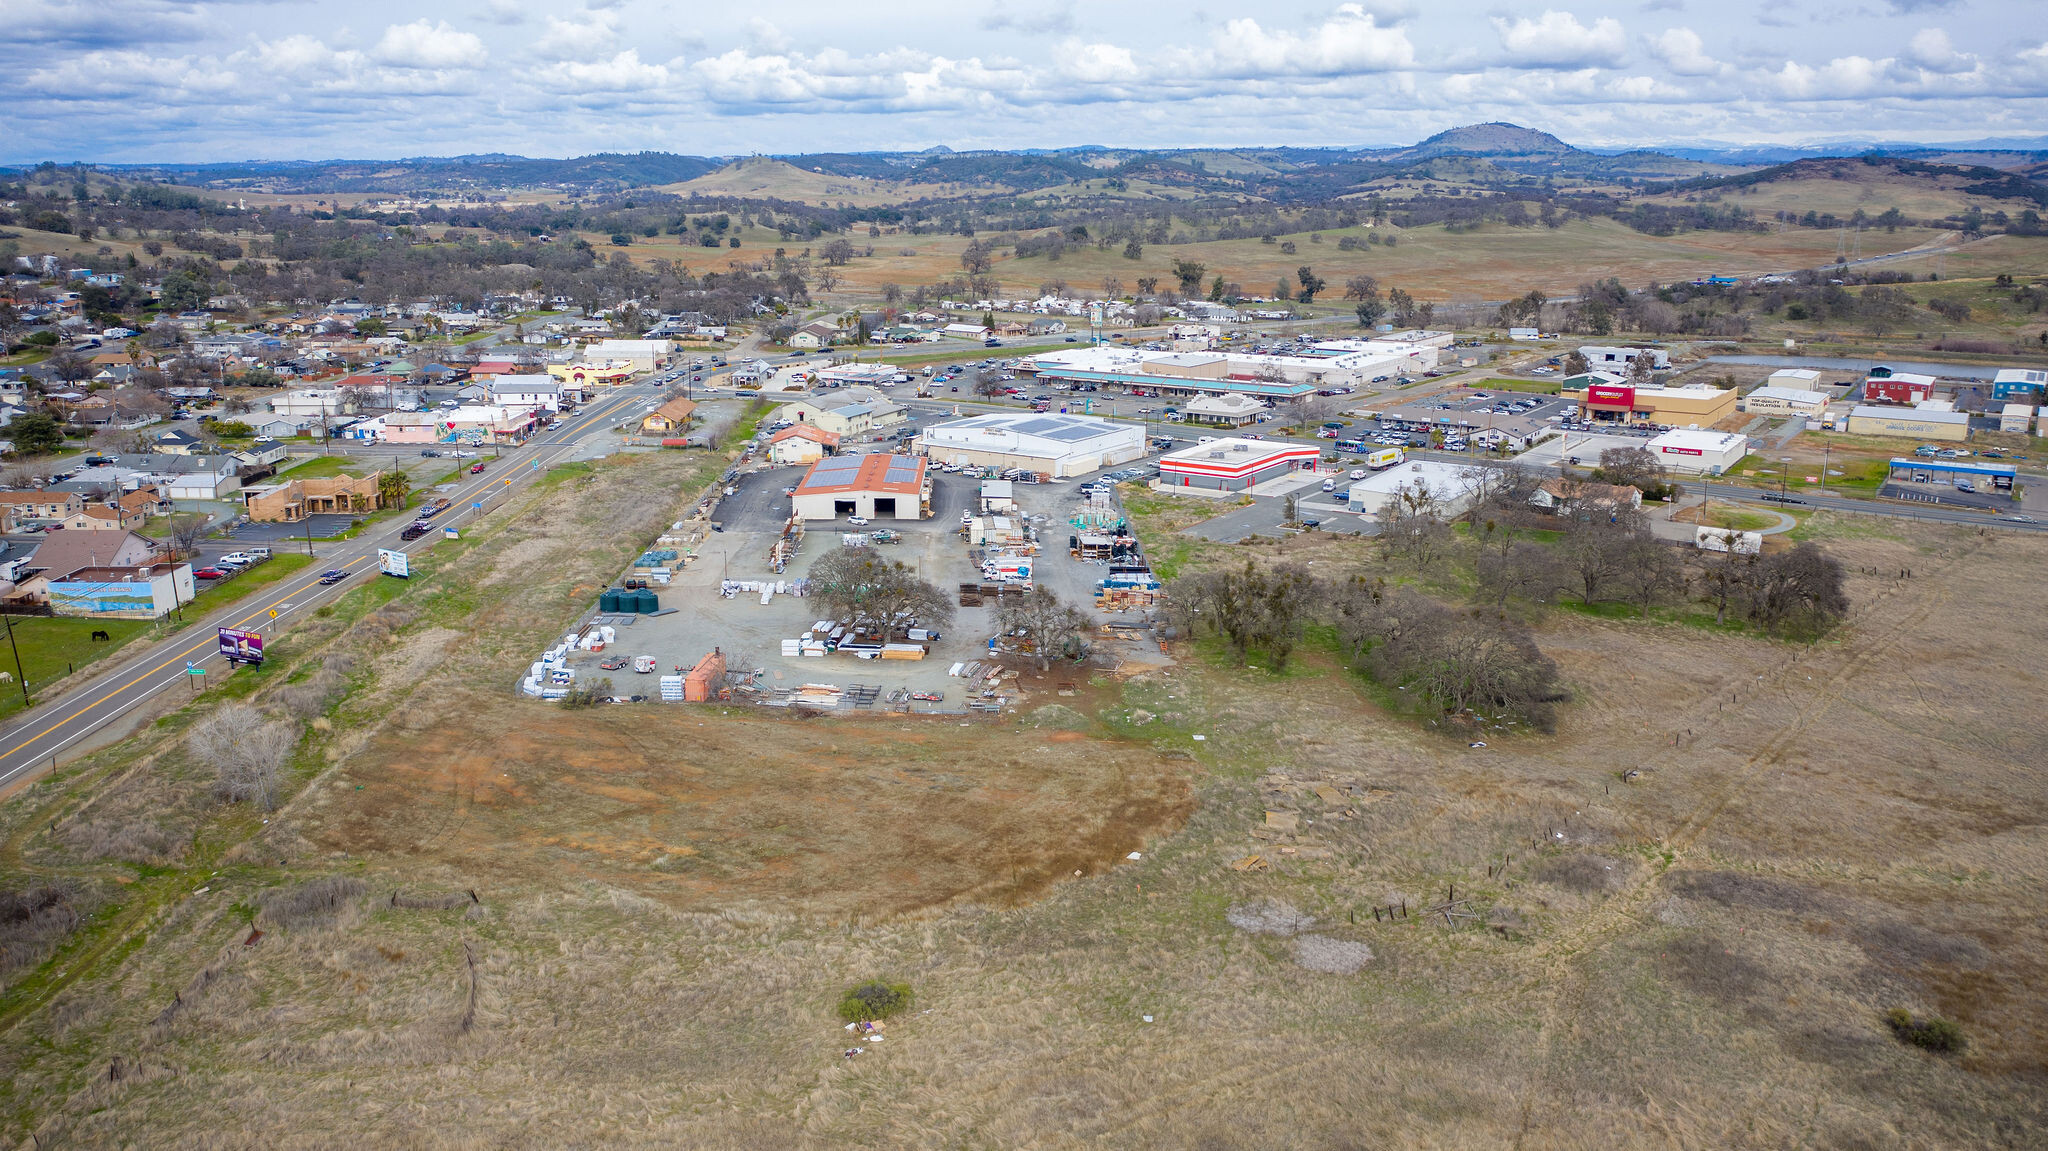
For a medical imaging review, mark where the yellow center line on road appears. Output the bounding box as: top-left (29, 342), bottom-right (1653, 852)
top-left (0, 554), bottom-right (380, 762)
top-left (0, 383), bottom-right (650, 767)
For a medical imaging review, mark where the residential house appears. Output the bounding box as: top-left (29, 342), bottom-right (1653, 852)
top-left (242, 473), bottom-right (385, 522)
top-left (118, 486), bottom-right (174, 519)
top-left (640, 396), bottom-right (698, 435)
top-left (788, 323), bottom-right (838, 350)
top-left (0, 490), bottom-right (85, 530)
top-left (58, 503), bottom-right (147, 531)
top-left (1530, 479), bottom-right (1643, 517)
top-left (484, 375), bottom-right (563, 412)
top-left (17, 527), bottom-right (163, 582)
top-left (152, 456), bottom-right (244, 501)
top-left (251, 415), bottom-right (317, 439)
top-left (152, 428), bottom-right (207, 455)
top-left (271, 388), bottom-right (354, 418)
top-left (768, 423), bottom-right (839, 465)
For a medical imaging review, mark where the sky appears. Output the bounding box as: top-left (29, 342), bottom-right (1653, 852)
top-left (3, 0), bottom-right (2046, 163)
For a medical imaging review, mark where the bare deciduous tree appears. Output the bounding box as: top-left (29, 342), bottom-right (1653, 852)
top-left (188, 703), bottom-right (298, 811)
top-left (807, 549), bottom-right (954, 643)
top-left (996, 586), bottom-right (1093, 671)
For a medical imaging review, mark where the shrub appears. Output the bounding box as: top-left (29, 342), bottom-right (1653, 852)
top-left (1886, 1009), bottom-right (1965, 1053)
top-left (257, 876), bottom-right (365, 930)
top-left (837, 980), bottom-right (912, 1022)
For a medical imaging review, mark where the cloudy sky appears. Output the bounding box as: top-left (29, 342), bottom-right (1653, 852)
top-left (3, 0), bottom-right (2045, 162)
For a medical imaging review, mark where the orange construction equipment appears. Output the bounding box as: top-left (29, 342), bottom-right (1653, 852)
top-left (683, 649), bottom-right (727, 702)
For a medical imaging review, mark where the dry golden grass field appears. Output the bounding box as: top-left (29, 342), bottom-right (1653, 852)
top-left (3, 445), bottom-right (2047, 1147)
top-left (813, 216), bottom-right (1948, 303)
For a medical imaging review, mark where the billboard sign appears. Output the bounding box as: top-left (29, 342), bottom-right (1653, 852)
top-left (218, 627), bottom-right (264, 665)
top-left (1585, 384), bottom-right (1635, 408)
top-left (377, 548), bottom-right (411, 578)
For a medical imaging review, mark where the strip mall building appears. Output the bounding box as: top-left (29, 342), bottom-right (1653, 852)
top-left (1561, 376), bottom-right (1737, 427)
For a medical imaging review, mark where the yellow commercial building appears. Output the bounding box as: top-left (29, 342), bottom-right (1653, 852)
top-left (546, 360), bottom-right (634, 388)
top-left (1844, 405), bottom-right (1970, 442)
top-left (1561, 376), bottom-right (1738, 427)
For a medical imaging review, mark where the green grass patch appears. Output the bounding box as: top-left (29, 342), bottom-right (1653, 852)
top-left (537, 461), bottom-right (597, 488)
top-left (726, 398), bottom-right (771, 443)
top-left (278, 454), bottom-right (380, 480)
top-left (1693, 504), bottom-right (1780, 532)
top-left (1473, 376), bottom-right (1561, 395)
top-left (174, 553), bottom-right (315, 624)
top-left (0, 616), bottom-right (156, 720)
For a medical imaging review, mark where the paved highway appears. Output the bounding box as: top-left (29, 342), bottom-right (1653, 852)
top-left (0, 384), bottom-right (658, 792)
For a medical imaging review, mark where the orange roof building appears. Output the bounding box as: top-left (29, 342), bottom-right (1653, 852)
top-left (788, 452), bottom-right (929, 522)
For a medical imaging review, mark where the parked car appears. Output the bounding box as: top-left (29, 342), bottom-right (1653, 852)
top-left (846, 515), bottom-right (870, 526)
top-left (420, 449), bottom-right (441, 457)
top-left (193, 567), bottom-right (228, 580)
top-left (218, 551), bottom-right (262, 567)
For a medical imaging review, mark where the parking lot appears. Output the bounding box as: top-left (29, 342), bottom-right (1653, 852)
top-left (555, 458), bottom-right (1166, 709)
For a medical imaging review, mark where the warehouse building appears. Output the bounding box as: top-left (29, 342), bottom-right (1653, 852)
top-left (1346, 461), bottom-right (1487, 517)
top-left (918, 412), bottom-right (1146, 478)
top-left (1999, 403), bottom-right (2036, 434)
top-left (1845, 404), bottom-right (1970, 442)
top-left (585, 339), bottom-right (675, 372)
top-left (1578, 345), bottom-right (1671, 370)
top-left (1563, 378), bottom-right (1738, 426)
top-left (1860, 372), bottom-right (1937, 405)
top-left (1741, 386), bottom-right (1830, 417)
top-left (1156, 439), bottom-right (1320, 492)
top-left (789, 453), bottom-right (929, 521)
top-left (1991, 368), bottom-right (2046, 400)
top-left (1646, 429), bottom-right (1751, 474)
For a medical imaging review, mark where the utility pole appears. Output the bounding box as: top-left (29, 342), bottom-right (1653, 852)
top-left (3, 611), bottom-right (29, 709)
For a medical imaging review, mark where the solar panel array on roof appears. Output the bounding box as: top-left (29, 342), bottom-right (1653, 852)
top-left (1011, 418), bottom-right (1067, 435)
top-left (883, 466), bottom-right (919, 484)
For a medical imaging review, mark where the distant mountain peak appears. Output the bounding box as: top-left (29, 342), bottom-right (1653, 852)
top-left (1410, 123), bottom-right (1577, 157)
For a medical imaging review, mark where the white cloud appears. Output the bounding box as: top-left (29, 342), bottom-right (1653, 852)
top-left (539, 49), bottom-right (672, 94)
top-left (982, 3), bottom-right (1076, 35)
top-left (373, 20), bottom-right (487, 70)
top-left (1649, 28), bottom-right (1721, 76)
top-left (1494, 11), bottom-right (1628, 69)
top-left (1904, 28), bottom-right (1972, 74)
top-left (1204, 7), bottom-right (1416, 76)
top-left (479, 0), bottom-right (527, 25)
top-left (540, 11), bottom-right (622, 59)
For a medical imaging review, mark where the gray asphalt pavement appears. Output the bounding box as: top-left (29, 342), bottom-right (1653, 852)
top-left (0, 383), bottom-right (660, 793)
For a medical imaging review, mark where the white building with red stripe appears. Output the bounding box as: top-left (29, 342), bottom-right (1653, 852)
top-left (1157, 438), bottom-right (1321, 492)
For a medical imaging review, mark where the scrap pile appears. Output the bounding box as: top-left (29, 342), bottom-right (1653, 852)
top-left (767, 515), bottom-right (804, 573)
top-left (720, 578), bottom-right (809, 604)
top-left (781, 618), bottom-right (932, 661)
top-left (1095, 566), bottom-right (1161, 612)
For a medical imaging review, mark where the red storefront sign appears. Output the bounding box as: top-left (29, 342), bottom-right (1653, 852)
top-left (1585, 384), bottom-right (1635, 408)
top-left (1660, 445), bottom-right (1703, 455)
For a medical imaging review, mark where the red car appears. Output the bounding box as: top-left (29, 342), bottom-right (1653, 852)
top-left (469, 462), bottom-right (487, 474)
top-left (194, 567), bottom-right (228, 579)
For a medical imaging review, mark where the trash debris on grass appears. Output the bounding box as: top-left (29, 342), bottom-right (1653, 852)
top-left (1230, 854), bottom-right (1270, 872)
top-left (1127, 851), bottom-right (1142, 860)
